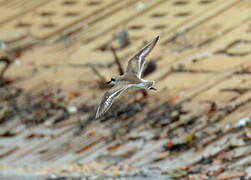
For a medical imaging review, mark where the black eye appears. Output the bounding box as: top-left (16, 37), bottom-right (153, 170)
top-left (111, 78), bottom-right (115, 81)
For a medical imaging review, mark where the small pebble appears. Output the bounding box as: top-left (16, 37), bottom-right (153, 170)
top-left (67, 106), bottom-right (78, 114)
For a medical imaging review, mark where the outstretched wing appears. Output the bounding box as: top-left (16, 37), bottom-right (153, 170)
top-left (95, 83), bottom-right (131, 119)
top-left (126, 35), bottom-right (159, 78)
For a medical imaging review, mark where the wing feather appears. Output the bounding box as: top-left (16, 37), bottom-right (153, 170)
top-left (126, 35), bottom-right (159, 78)
top-left (95, 83), bottom-right (131, 119)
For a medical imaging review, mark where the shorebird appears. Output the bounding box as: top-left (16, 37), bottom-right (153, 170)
top-left (95, 35), bottom-right (159, 119)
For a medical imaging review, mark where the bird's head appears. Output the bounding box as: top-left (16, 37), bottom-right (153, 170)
top-left (106, 77), bottom-right (116, 85)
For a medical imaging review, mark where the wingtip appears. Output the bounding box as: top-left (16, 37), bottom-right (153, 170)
top-left (94, 105), bottom-right (103, 119)
top-left (155, 35), bottom-right (160, 42)
top-left (94, 113), bottom-right (100, 120)
top-left (151, 35), bottom-right (160, 46)
top-left (95, 110), bottom-right (104, 120)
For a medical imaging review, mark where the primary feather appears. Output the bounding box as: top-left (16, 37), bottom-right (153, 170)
top-left (126, 35), bottom-right (159, 78)
top-left (95, 83), bottom-right (131, 119)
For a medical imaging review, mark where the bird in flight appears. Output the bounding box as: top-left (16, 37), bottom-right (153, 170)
top-left (95, 35), bottom-right (159, 119)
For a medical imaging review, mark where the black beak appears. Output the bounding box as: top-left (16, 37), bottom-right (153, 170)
top-left (150, 87), bottom-right (157, 91)
top-left (106, 81), bottom-right (111, 84)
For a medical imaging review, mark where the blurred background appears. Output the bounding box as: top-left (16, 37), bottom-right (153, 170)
top-left (1, 0), bottom-right (251, 179)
